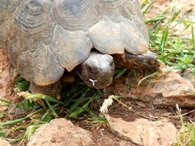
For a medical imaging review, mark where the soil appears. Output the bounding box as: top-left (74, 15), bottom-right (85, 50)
top-left (0, 0), bottom-right (194, 146)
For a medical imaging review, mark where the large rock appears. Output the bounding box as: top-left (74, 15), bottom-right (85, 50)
top-left (0, 138), bottom-right (11, 146)
top-left (110, 72), bottom-right (195, 108)
top-left (27, 118), bottom-right (95, 146)
top-left (131, 72), bottom-right (195, 107)
top-left (107, 116), bottom-right (177, 146)
top-left (182, 68), bottom-right (195, 87)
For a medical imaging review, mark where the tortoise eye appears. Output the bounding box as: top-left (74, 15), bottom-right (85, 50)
top-left (109, 61), bottom-right (114, 67)
top-left (87, 66), bottom-right (93, 72)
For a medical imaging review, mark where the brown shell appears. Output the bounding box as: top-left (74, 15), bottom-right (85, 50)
top-left (0, 0), bottom-right (149, 86)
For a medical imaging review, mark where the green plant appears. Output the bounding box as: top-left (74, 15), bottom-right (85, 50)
top-left (143, 0), bottom-right (195, 71)
top-left (173, 105), bottom-right (195, 146)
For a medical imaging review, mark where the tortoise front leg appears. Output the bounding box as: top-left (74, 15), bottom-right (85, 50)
top-left (114, 51), bottom-right (162, 72)
top-left (29, 82), bottom-right (61, 99)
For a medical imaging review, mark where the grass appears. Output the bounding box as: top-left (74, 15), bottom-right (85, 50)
top-left (0, 82), bottom-right (104, 144)
top-left (0, 0), bottom-right (194, 145)
top-left (143, 0), bottom-right (195, 72)
top-left (173, 105), bottom-right (195, 146)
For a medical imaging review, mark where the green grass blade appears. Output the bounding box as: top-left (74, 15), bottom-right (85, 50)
top-left (68, 93), bottom-right (99, 118)
top-left (0, 117), bottom-right (27, 126)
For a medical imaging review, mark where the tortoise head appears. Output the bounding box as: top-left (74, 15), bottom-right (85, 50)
top-left (77, 52), bottom-right (115, 89)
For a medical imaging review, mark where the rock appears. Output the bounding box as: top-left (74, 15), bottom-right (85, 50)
top-left (92, 128), bottom-right (133, 146)
top-left (182, 68), bottom-right (195, 87)
top-left (107, 116), bottom-right (177, 146)
top-left (27, 118), bottom-right (95, 146)
top-left (7, 104), bottom-right (26, 119)
top-left (0, 48), bottom-right (17, 100)
top-left (131, 72), bottom-right (195, 107)
top-left (0, 138), bottom-right (11, 146)
top-left (111, 71), bottom-right (195, 108)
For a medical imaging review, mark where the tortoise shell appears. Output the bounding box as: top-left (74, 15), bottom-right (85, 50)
top-left (0, 0), bottom-right (149, 86)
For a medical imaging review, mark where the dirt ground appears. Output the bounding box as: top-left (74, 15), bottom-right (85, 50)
top-left (0, 0), bottom-right (194, 146)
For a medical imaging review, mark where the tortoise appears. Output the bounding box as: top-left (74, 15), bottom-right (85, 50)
top-left (0, 0), bottom-right (160, 96)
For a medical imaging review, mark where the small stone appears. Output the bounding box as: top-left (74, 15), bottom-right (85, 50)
top-left (107, 116), bottom-right (177, 146)
top-left (0, 138), bottom-right (11, 146)
top-left (7, 104), bottom-right (26, 119)
top-left (27, 118), bottom-right (95, 146)
top-left (136, 101), bottom-right (147, 108)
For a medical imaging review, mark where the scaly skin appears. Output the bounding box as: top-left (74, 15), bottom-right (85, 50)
top-left (113, 51), bottom-right (161, 72)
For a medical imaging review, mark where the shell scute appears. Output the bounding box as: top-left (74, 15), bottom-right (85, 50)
top-left (1, 0), bottom-right (149, 85)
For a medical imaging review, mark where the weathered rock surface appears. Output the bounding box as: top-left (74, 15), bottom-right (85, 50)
top-left (107, 116), bottom-right (177, 146)
top-left (182, 68), bottom-right (195, 87)
top-left (27, 118), bottom-right (95, 146)
top-left (111, 71), bottom-right (195, 108)
top-left (0, 48), bottom-right (17, 101)
top-left (131, 72), bottom-right (195, 107)
top-left (0, 138), bottom-right (11, 146)
top-left (92, 129), bottom-right (134, 146)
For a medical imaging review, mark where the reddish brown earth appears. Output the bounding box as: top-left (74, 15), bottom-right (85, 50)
top-left (0, 0), bottom-right (194, 146)
top-left (0, 48), bottom-right (16, 100)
